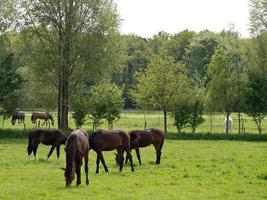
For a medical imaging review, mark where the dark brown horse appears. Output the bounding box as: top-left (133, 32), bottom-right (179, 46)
top-left (31, 112), bottom-right (54, 127)
top-left (122, 128), bottom-right (164, 165)
top-left (11, 111), bottom-right (25, 125)
top-left (27, 129), bottom-right (67, 160)
top-left (63, 130), bottom-right (89, 187)
top-left (89, 129), bottom-right (134, 174)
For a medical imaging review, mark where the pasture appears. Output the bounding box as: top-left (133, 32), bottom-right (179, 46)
top-left (2, 110), bottom-right (267, 134)
top-left (0, 138), bottom-right (266, 199)
top-left (0, 111), bottom-right (266, 199)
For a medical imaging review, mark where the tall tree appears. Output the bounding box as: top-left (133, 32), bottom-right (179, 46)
top-left (0, 36), bottom-right (23, 121)
top-left (11, 0), bottom-right (120, 129)
top-left (184, 30), bottom-right (220, 87)
top-left (249, 0), bottom-right (267, 35)
top-left (207, 32), bottom-right (247, 134)
top-left (131, 54), bottom-right (189, 133)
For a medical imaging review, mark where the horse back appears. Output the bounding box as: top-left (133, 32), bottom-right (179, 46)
top-left (66, 130), bottom-right (89, 155)
top-left (90, 130), bottom-right (129, 151)
top-left (29, 129), bottom-right (66, 145)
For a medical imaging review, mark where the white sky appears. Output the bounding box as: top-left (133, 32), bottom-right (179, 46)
top-left (115, 0), bottom-right (250, 38)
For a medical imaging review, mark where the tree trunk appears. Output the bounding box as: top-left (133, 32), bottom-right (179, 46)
top-left (210, 112), bottom-right (213, 133)
top-left (238, 112), bottom-right (241, 134)
top-left (61, 79), bottom-right (69, 130)
top-left (225, 113), bottom-right (230, 134)
top-left (163, 108), bottom-right (167, 133)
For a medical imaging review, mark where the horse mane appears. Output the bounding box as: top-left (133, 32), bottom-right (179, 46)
top-left (65, 135), bottom-right (77, 179)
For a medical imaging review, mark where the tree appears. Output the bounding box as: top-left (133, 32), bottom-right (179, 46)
top-left (0, 37), bottom-right (23, 123)
top-left (249, 0), bottom-right (267, 35)
top-left (88, 83), bottom-right (123, 130)
top-left (245, 71), bottom-right (267, 134)
top-left (172, 88), bottom-right (204, 134)
top-left (184, 30), bottom-right (220, 87)
top-left (131, 54), bottom-right (189, 133)
top-left (112, 34), bottom-right (150, 108)
top-left (10, 0), bottom-right (120, 130)
top-left (207, 32), bottom-right (247, 134)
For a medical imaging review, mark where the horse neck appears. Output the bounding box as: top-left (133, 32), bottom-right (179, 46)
top-left (65, 137), bottom-right (77, 176)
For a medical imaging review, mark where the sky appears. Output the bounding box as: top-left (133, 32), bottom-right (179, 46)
top-left (115, 0), bottom-right (250, 38)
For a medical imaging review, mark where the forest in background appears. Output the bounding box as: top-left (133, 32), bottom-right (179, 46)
top-left (0, 0), bottom-right (267, 134)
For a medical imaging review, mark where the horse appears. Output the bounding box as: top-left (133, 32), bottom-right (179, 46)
top-left (31, 112), bottom-right (54, 127)
top-left (27, 129), bottom-right (67, 160)
top-left (120, 128), bottom-right (164, 165)
top-left (62, 130), bottom-right (89, 187)
top-left (89, 129), bottom-right (134, 174)
top-left (11, 111), bottom-right (25, 125)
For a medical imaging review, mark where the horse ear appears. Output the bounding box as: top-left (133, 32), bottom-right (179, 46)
top-left (61, 167), bottom-right (66, 171)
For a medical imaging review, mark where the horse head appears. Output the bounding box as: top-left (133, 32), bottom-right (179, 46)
top-left (62, 167), bottom-right (75, 187)
top-left (11, 115), bottom-right (16, 125)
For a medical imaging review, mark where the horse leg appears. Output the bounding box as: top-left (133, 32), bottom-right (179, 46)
top-left (42, 120), bottom-right (45, 126)
top-left (96, 152), bottom-right (101, 174)
top-left (116, 147), bottom-right (124, 171)
top-left (99, 152), bottom-right (108, 172)
top-left (56, 146), bottom-right (60, 159)
top-left (154, 140), bottom-right (163, 164)
top-left (84, 151), bottom-right (89, 185)
top-left (76, 156), bottom-right (82, 186)
top-left (135, 148), bottom-right (142, 165)
top-left (33, 144), bottom-right (39, 160)
top-left (126, 150), bottom-right (134, 172)
top-left (47, 146), bottom-right (56, 159)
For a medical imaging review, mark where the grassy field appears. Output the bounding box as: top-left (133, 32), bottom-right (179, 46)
top-left (2, 110), bottom-right (266, 134)
top-left (0, 138), bottom-right (266, 200)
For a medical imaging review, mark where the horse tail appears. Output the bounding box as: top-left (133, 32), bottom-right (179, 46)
top-left (31, 114), bottom-right (34, 122)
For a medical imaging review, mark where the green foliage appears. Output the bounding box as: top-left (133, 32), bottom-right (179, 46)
top-left (244, 71), bottom-right (267, 134)
top-left (207, 32), bottom-right (247, 122)
top-left (113, 35), bottom-right (150, 108)
top-left (172, 92), bottom-right (204, 134)
top-left (131, 53), bottom-right (190, 132)
top-left (71, 89), bottom-right (89, 129)
top-left (249, 0), bottom-right (267, 35)
top-left (0, 37), bottom-right (23, 119)
top-left (184, 30), bottom-right (220, 87)
top-left (88, 83), bottom-right (123, 130)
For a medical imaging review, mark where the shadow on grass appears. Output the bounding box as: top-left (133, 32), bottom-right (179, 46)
top-left (165, 132), bottom-right (267, 142)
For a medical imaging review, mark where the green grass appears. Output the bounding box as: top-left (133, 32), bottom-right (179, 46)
top-left (0, 138), bottom-right (266, 199)
top-left (1, 110), bottom-right (266, 134)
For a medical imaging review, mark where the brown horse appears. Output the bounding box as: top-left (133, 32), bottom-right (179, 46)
top-left (31, 112), bottom-right (54, 127)
top-left (11, 111), bottom-right (25, 125)
top-left (89, 129), bottom-right (134, 174)
top-left (63, 130), bottom-right (89, 187)
top-left (27, 129), bottom-right (67, 159)
top-left (122, 128), bottom-right (164, 165)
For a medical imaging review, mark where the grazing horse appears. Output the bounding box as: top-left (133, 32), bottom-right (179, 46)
top-left (27, 129), bottom-right (67, 159)
top-left (89, 129), bottom-right (134, 174)
top-left (63, 130), bottom-right (89, 187)
top-left (11, 111), bottom-right (25, 125)
top-left (121, 128), bottom-right (164, 165)
top-left (31, 112), bottom-right (54, 127)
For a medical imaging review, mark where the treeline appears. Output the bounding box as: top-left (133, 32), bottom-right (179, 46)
top-left (0, 0), bottom-right (266, 134)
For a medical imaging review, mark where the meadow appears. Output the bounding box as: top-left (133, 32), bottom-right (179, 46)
top-left (0, 111), bottom-right (266, 199)
top-left (0, 139), bottom-right (266, 200)
top-left (2, 110), bottom-right (267, 134)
